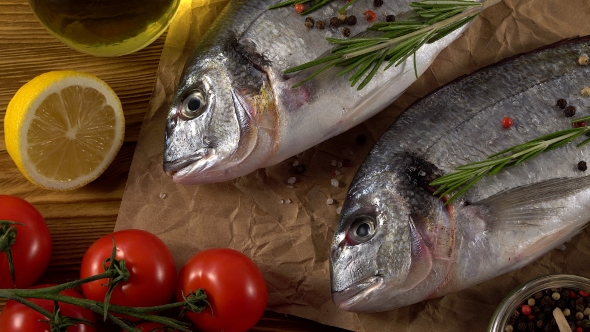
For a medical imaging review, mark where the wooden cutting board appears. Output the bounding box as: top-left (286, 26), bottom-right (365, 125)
top-left (0, 0), bottom-right (346, 330)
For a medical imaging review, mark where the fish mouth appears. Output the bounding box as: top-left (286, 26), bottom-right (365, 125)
top-left (163, 148), bottom-right (212, 177)
top-left (332, 275), bottom-right (384, 311)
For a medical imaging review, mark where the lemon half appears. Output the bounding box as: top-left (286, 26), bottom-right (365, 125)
top-left (4, 71), bottom-right (125, 190)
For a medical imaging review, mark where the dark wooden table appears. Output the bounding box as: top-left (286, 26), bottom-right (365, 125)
top-left (0, 1), bottom-right (348, 330)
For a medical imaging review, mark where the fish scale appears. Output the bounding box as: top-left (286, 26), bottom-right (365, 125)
top-left (331, 37), bottom-right (590, 312)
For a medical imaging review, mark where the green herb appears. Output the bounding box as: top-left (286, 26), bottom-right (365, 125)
top-left (269, 0), bottom-right (359, 15)
top-left (270, 0), bottom-right (501, 90)
top-left (430, 116), bottom-right (590, 204)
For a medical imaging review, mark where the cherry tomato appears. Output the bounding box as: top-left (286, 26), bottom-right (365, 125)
top-left (80, 229), bottom-right (176, 309)
top-left (176, 248), bottom-right (267, 332)
top-left (0, 195), bottom-right (51, 288)
top-left (122, 322), bottom-right (182, 331)
top-left (0, 284), bottom-right (96, 331)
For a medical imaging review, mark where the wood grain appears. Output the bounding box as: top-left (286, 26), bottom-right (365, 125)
top-left (0, 1), bottom-right (347, 330)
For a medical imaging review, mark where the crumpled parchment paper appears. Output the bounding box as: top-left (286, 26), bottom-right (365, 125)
top-left (115, 0), bottom-right (590, 330)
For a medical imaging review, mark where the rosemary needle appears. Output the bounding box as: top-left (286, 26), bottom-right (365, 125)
top-left (271, 0), bottom-right (502, 89)
top-left (430, 119), bottom-right (590, 204)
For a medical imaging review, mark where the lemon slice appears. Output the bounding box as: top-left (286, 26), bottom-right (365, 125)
top-left (4, 71), bottom-right (124, 190)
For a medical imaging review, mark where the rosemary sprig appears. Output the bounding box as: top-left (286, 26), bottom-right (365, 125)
top-left (430, 117), bottom-right (590, 204)
top-left (269, 0), bottom-right (360, 15)
top-left (275, 0), bottom-right (501, 89)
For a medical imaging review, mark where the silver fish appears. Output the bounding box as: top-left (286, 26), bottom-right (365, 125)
top-left (163, 0), bottom-right (474, 184)
top-left (330, 38), bottom-right (590, 312)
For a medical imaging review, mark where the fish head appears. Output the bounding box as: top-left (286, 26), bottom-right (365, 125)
top-left (331, 164), bottom-right (453, 312)
top-left (163, 39), bottom-right (278, 184)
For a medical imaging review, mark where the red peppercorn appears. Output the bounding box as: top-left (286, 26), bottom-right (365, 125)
top-left (570, 290), bottom-right (577, 298)
top-left (576, 327), bottom-right (584, 332)
top-left (573, 121), bottom-right (586, 128)
top-left (363, 10), bottom-right (377, 22)
top-left (294, 3), bottom-right (305, 13)
top-left (521, 304), bottom-right (532, 316)
top-left (501, 116), bottom-right (513, 128)
top-left (580, 290), bottom-right (589, 297)
top-left (527, 314), bottom-right (535, 321)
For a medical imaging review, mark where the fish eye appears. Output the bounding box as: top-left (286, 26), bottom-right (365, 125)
top-left (180, 89), bottom-right (207, 119)
top-left (348, 215), bottom-right (376, 244)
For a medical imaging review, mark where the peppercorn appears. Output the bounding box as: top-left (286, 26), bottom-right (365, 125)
top-left (564, 308), bottom-right (572, 316)
top-left (304, 17), bottom-right (315, 28)
top-left (330, 17), bottom-right (341, 28)
top-left (295, 164), bottom-right (307, 175)
top-left (386, 14), bottom-right (396, 22)
top-left (576, 311), bottom-right (585, 320)
top-left (373, 0), bottom-right (384, 6)
top-left (579, 54), bottom-right (589, 66)
top-left (534, 292), bottom-right (544, 301)
top-left (533, 306), bottom-right (542, 314)
top-left (521, 305), bottom-right (532, 316)
top-left (338, 12), bottom-right (347, 22)
top-left (516, 322), bottom-right (527, 331)
top-left (573, 121), bottom-right (586, 128)
top-left (577, 304), bottom-right (586, 313)
top-left (505, 324), bottom-right (514, 332)
top-left (536, 319), bottom-right (545, 329)
top-left (564, 105), bottom-right (577, 117)
top-left (541, 296), bottom-right (552, 306)
top-left (579, 161), bottom-right (588, 172)
top-left (346, 15), bottom-right (357, 25)
top-left (558, 299), bottom-right (567, 309)
top-left (556, 98), bottom-right (568, 108)
top-left (316, 20), bottom-right (325, 29)
top-left (356, 134), bottom-right (367, 145)
top-left (553, 292), bottom-right (561, 301)
top-left (342, 27), bottom-right (351, 37)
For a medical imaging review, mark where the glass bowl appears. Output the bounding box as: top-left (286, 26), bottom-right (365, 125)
top-left (488, 274), bottom-right (590, 332)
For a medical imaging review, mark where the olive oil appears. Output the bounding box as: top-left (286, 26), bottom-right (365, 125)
top-left (28, 0), bottom-right (180, 57)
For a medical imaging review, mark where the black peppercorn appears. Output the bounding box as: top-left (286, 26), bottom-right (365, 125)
top-left (356, 134), bottom-right (367, 145)
top-left (564, 105), bottom-right (576, 117)
top-left (536, 319), bottom-right (545, 329)
top-left (295, 164), bottom-right (307, 175)
top-left (569, 321), bottom-right (576, 330)
top-left (386, 14), bottom-right (396, 22)
top-left (578, 161), bottom-right (588, 171)
top-left (316, 20), bottom-right (325, 29)
top-left (330, 17), bottom-right (341, 28)
top-left (342, 27), bottom-right (351, 37)
top-left (516, 322), bottom-right (527, 331)
top-left (556, 98), bottom-right (568, 108)
top-left (304, 17), bottom-right (315, 28)
top-left (558, 299), bottom-right (567, 309)
top-left (373, 0), bottom-right (384, 6)
top-left (534, 292), bottom-right (544, 301)
top-left (346, 15), bottom-right (357, 25)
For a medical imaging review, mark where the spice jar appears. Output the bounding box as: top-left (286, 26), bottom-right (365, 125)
top-left (488, 274), bottom-right (590, 332)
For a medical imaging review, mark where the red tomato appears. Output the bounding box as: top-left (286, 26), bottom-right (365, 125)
top-left (123, 322), bottom-right (181, 331)
top-left (0, 195), bottom-right (51, 288)
top-left (0, 284), bottom-right (96, 331)
top-left (176, 248), bottom-right (267, 332)
top-left (80, 229), bottom-right (177, 309)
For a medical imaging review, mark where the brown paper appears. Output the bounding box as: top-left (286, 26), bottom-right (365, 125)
top-left (115, 0), bottom-right (590, 330)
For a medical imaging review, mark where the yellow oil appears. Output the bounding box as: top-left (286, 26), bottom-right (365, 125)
top-left (28, 0), bottom-right (181, 57)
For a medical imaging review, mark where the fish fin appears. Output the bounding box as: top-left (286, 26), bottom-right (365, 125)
top-left (475, 176), bottom-right (590, 229)
top-left (400, 216), bottom-right (433, 291)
